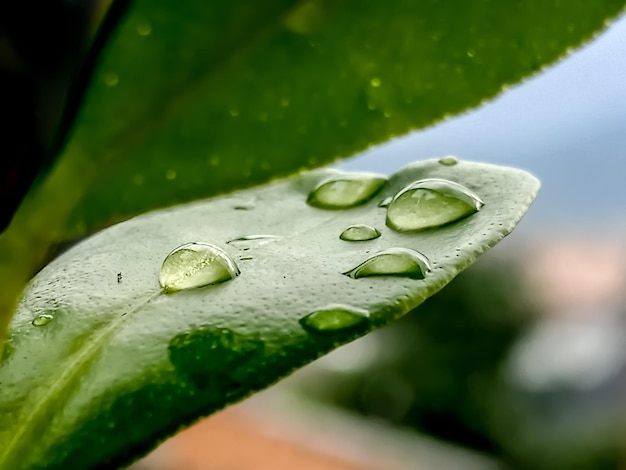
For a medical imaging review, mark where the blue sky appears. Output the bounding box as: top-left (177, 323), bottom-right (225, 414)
top-left (339, 13), bottom-right (626, 237)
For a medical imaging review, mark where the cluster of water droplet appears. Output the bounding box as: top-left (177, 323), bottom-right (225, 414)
top-left (31, 158), bottom-right (483, 335)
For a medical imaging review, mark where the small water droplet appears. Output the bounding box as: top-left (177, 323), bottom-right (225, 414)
top-left (370, 77), bottom-right (381, 87)
top-left (438, 155), bottom-right (459, 166)
top-left (227, 235), bottom-right (279, 243)
top-left (32, 314), bottom-right (53, 326)
top-left (340, 224), bottom-right (381, 242)
top-left (280, 98), bottom-right (290, 107)
top-left (137, 22), bottom-right (152, 36)
top-left (378, 196), bottom-right (393, 207)
top-left (103, 73), bottom-right (119, 87)
top-left (284, 0), bottom-right (324, 34)
top-left (159, 242), bottom-right (239, 292)
top-left (344, 248), bottom-right (431, 280)
top-left (300, 304), bottom-right (369, 333)
top-left (466, 49), bottom-right (476, 58)
top-left (226, 235), bottom-right (279, 249)
top-left (386, 178), bottom-right (484, 232)
top-left (307, 173), bottom-right (387, 209)
top-left (229, 108), bottom-right (240, 117)
top-left (165, 169), bottom-right (176, 180)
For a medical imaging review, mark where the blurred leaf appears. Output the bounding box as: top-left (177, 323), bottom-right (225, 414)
top-left (0, 0), bottom-right (117, 230)
top-left (49, 0), bottom-right (624, 236)
top-left (0, 159), bottom-right (539, 469)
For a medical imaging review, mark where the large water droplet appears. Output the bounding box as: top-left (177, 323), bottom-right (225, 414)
top-left (438, 155), bottom-right (459, 166)
top-left (307, 173), bottom-right (387, 209)
top-left (344, 248), bottom-right (431, 280)
top-left (386, 178), bottom-right (484, 232)
top-left (159, 242), bottom-right (239, 292)
top-left (340, 224), bottom-right (381, 242)
top-left (300, 304), bottom-right (369, 333)
top-left (32, 314), bottom-right (53, 326)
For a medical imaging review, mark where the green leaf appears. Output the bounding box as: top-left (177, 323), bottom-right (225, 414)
top-left (51, 0), bottom-right (624, 235)
top-left (0, 159), bottom-right (539, 469)
top-left (0, 0), bottom-right (622, 341)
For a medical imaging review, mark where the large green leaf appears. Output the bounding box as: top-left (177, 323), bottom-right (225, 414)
top-left (0, 0), bottom-right (622, 342)
top-left (0, 159), bottom-right (539, 469)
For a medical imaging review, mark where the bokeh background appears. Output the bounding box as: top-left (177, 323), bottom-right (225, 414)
top-left (134, 12), bottom-right (626, 470)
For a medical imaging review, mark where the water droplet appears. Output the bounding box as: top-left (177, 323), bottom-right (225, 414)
top-left (370, 77), bottom-right (381, 87)
top-left (438, 155), bottom-right (459, 166)
top-left (103, 73), bottom-right (119, 87)
top-left (32, 314), bottom-right (53, 326)
top-left (300, 304), bottom-right (369, 333)
top-left (340, 224), bottom-right (381, 242)
top-left (386, 178), bottom-right (484, 232)
top-left (165, 169), bottom-right (176, 180)
top-left (466, 49), bottom-right (476, 58)
top-left (229, 108), bottom-right (240, 117)
top-left (284, 0), bottom-right (324, 34)
top-left (226, 235), bottom-right (280, 249)
top-left (378, 196), bottom-right (393, 207)
top-left (137, 22), bottom-right (152, 36)
top-left (344, 248), bottom-right (431, 280)
top-left (307, 173), bottom-right (387, 209)
top-left (159, 242), bottom-right (240, 292)
top-left (227, 235), bottom-right (279, 243)
top-left (280, 98), bottom-right (290, 107)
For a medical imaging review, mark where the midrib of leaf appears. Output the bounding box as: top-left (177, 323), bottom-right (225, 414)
top-left (0, 0), bottom-right (313, 343)
top-left (0, 292), bottom-right (160, 466)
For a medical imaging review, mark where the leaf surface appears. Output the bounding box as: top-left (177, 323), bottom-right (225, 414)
top-left (0, 0), bottom-right (622, 340)
top-left (0, 159), bottom-right (539, 469)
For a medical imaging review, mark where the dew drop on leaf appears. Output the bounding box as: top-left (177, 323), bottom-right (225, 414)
top-left (226, 235), bottom-right (280, 249)
top-left (137, 22), bottom-right (152, 36)
top-left (159, 242), bottom-right (240, 292)
top-left (339, 224), bottom-right (381, 242)
top-left (307, 173), bottom-right (387, 209)
top-left (32, 314), bottom-right (54, 326)
top-left (386, 178), bottom-right (484, 232)
top-left (438, 155), bottom-right (459, 166)
top-left (344, 247), bottom-right (431, 280)
top-left (299, 304), bottom-right (369, 333)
